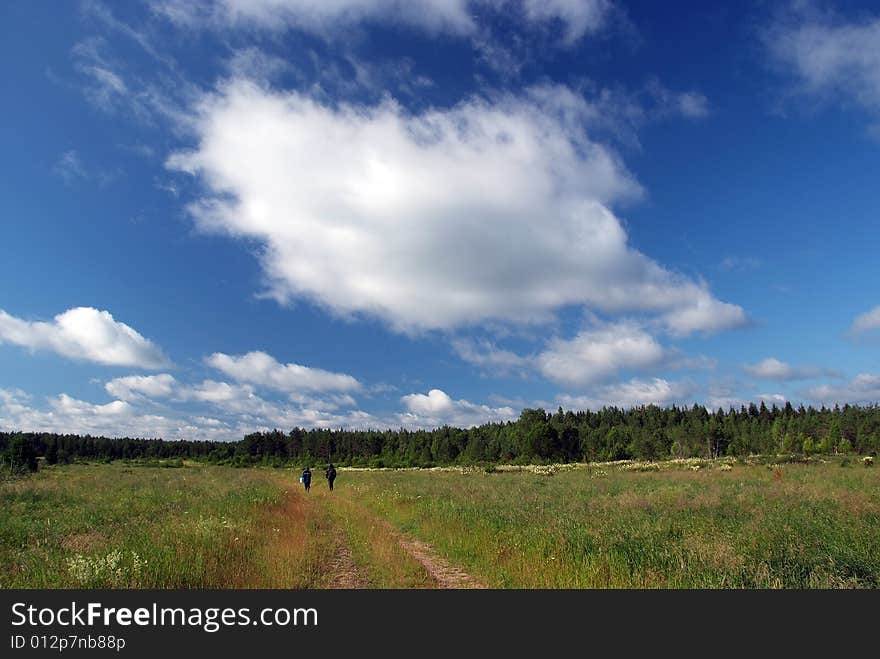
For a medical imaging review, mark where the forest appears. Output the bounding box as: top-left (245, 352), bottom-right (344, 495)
top-left (3, 400), bottom-right (880, 475)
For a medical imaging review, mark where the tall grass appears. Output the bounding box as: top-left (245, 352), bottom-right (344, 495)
top-left (309, 486), bottom-right (434, 588)
top-left (339, 458), bottom-right (880, 588)
top-left (4, 458), bottom-right (878, 589)
top-left (0, 462), bottom-right (330, 588)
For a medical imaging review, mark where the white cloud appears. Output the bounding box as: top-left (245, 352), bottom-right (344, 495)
top-left (54, 150), bottom-right (87, 185)
top-left (0, 307), bottom-right (169, 369)
top-left (71, 38), bottom-right (131, 113)
top-left (53, 149), bottom-right (118, 187)
top-left (402, 388), bottom-right (457, 416)
top-left (756, 393), bottom-right (787, 405)
top-left (84, 352), bottom-right (374, 437)
top-left (399, 388), bottom-right (516, 428)
top-left (169, 80), bottom-right (744, 335)
top-left (82, 0), bottom-right (177, 70)
top-left (744, 357), bottom-right (841, 381)
top-left (537, 321), bottom-right (665, 387)
top-left (765, 6), bottom-right (880, 126)
top-left (804, 374), bottom-right (880, 405)
top-left (454, 321), bottom-right (714, 385)
top-left (521, 0), bottom-right (613, 44)
top-left (158, 0), bottom-right (477, 35)
top-left (52, 393), bottom-right (132, 418)
top-left (851, 305), bottom-right (880, 335)
top-left (675, 91), bottom-right (710, 119)
top-left (572, 80), bottom-right (710, 145)
top-left (288, 392), bottom-right (358, 410)
top-left (0, 388), bottom-right (238, 441)
top-left (704, 396), bottom-right (743, 411)
top-left (641, 78), bottom-right (710, 120)
top-left (1, 378), bottom-right (381, 440)
top-left (156, 0), bottom-right (615, 44)
top-left (177, 379), bottom-right (257, 405)
top-left (68, 35), bottom-right (199, 130)
top-left (557, 377), bottom-right (694, 410)
top-left (703, 379), bottom-right (748, 411)
top-left (668, 352), bottom-right (717, 372)
top-left (206, 351), bottom-right (361, 393)
top-left (225, 47), bottom-right (292, 83)
top-left (105, 374), bottom-right (178, 400)
top-left (704, 392), bottom-right (789, 411)
top-left (660, 294), bottom-right (748, 337)
top-left (451, 338), bottom-right (531, 375)
top-left (193, 415), bottom-right (224, 426)
top-left (175, 380), bottom-right (374, 430)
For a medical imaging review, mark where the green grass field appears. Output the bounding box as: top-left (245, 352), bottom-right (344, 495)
top-left (2, 457), bottom-right (879, 588)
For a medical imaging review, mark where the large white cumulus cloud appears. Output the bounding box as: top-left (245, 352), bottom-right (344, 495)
top-left (169, 80), bottom-right (744, 335)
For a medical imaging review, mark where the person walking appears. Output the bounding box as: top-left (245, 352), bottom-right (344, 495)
top-left (325, 463), bottom-right (337, 491)
top-left (300, 466), bottom-right (312, 492)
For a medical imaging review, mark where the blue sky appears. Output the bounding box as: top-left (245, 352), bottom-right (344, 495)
top-left (2, 0), bottom-right (880, 441)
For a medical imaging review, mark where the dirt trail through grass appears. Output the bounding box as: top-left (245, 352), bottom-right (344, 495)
top-left (326, 528), bottom-right (370, 588)
top-left (246, 484), bottom-right (333, 588)
top-left (307, 483), bottom-right (481, 588)
top-left (395, 535), bottom-right (486, 589)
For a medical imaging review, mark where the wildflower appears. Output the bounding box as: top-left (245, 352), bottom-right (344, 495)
top-left (66, 549), bottom-right (145, 587)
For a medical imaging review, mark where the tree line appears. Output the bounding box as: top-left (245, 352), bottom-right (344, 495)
top-left (3, 401), bottom-right (880, 474)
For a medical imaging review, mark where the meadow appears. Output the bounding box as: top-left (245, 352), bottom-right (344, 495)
top-left (343, 457), bottom-right (880, 588)
top-left (2, 457), bottom-right (879, 588)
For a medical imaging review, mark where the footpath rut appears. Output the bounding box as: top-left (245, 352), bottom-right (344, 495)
top-left (301, 481), bottom-right (485, 589)
top-left (396, 536), bottom-right (487, 589)
top-left (326, 528), bottom-right (371, 589)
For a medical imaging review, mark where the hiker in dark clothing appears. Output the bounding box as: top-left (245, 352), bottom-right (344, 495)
top-left (301, 466), bottom-right (312, 492)
top-left (325, 463), bottom-right (337, 491)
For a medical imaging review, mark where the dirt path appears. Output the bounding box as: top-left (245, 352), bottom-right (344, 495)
top-left (326, 529), bottom-right (371, 589)
top-left (397, 536), bottom-right (487, 589)
top-left (306, 485), bottom-right (484, 589)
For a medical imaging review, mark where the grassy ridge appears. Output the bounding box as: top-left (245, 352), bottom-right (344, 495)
top-left (340, 458), bottom-right (880, 588)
